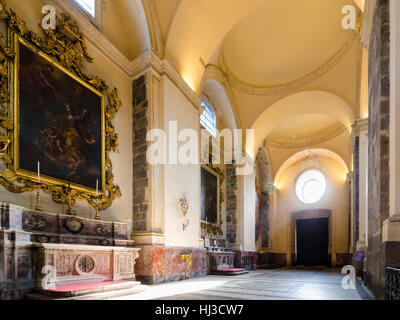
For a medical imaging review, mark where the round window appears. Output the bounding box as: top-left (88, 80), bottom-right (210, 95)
top-left (296, 169), bottom-right (326, 204)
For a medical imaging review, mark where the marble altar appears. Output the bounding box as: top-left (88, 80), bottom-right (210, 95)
top-left (0, 203), bottom-right (140, 300)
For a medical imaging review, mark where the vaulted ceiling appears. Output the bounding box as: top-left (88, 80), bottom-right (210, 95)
top-left (98, 0), bottom-right (366, 160)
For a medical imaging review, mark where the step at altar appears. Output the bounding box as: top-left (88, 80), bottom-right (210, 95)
top-left (25, 280), bottom-right (146, 300)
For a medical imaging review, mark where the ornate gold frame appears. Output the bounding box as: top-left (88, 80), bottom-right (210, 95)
top-left (200, 164), bottom-right (224, 237)
top-left (12, 35), bottom-right (106, 195)
top-left (0, 0), bottom-right (121, 210)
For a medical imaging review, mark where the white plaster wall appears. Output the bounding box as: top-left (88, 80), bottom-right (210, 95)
top-left (0, 0), bottom-right (133, 232)
top-left (162, 77), bottom-right (201, 248)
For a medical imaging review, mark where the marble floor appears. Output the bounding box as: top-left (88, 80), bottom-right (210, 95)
top-left (110, 267), bottom-right (373, 300)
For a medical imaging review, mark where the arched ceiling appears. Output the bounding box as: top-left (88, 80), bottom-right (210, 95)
top-left (164, 0), bottom-right (265, 91)
top-left (94, 0), bottom-right (364, 172)
top-left (248, 90), bottom-right (354, 158)
top-left (274, 149), bottom-right (349, 187)
top-left (153, 0), bottom-right (181, 42)
top-left (266, 114), bottom-right (345, 148)
top-left (203, 80), bottom-right (238, 130)
top-left (221, 0), bottom-right (354, 87)
top-left (101, 0), bottom-right (150, 60)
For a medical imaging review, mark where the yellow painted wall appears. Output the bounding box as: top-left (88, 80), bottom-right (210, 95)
top-left (271, 155), bottom-right (349, 264)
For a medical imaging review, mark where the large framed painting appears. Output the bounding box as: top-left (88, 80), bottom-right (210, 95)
top-left (13, 35), bottom-right (105, 193)
top-left (201, 165), bottom-right (220, 227)
top-left (0, 4), bottom-right (121, 211)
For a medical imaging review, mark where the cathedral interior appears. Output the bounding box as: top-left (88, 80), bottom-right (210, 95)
top-left (0, 0), bottom-right (399, 302)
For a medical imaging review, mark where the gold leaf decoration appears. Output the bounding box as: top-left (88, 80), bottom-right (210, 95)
top-left (0, 0), bottom-right (121, 211)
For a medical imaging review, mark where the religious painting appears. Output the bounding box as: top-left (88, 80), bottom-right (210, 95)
top-left (14, 36), bottom-right (105, 192)
top-left (201, 165), bottom-right (220, 225)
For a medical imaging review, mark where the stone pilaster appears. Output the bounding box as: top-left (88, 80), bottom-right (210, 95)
top-left (132, 75), bottom-right (149, 233)
top-left (366, 0), bottom-right (391, 299)
top-left (132, 67), bottom-right (164, 245)
top-left (353, 136), bottom-right (360, 251)
top-left (226, 163), bottom-right (237, 245)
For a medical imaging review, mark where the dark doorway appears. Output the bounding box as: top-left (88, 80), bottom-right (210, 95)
top-left (296, 218), bottom-right (329, 266)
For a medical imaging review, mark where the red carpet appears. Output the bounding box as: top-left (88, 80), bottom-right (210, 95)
top-left (47, 280), bottom-right (129, 293)
top-left (219, 268), bottom-right (246, 272)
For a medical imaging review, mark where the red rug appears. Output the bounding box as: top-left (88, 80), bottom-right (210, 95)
top-left (47, 280), bottom-right (129, 293)
top-left (219, 268), bottom-right (246, 272)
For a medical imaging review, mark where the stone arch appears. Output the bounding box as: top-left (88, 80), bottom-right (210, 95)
top-left (201, 68), bottom-right (241, 130)
top-left (274, 148), bottom-right (349, 188)
top-left (247, 90), bottom-right (355, 159)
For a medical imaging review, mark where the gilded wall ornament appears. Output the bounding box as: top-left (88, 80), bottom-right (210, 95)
top-left (0, 0), bottom-right (121, 211)
top-left (179, 198), bottom-right (189, 216)
top-left (200, 142), bottom-right (225, 237)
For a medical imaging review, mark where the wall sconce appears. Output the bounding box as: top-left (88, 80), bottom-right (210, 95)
top-left (180, 198), bottom-right (189, 231)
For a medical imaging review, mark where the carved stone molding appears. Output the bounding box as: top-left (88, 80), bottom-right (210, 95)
top-left (200, 64), bottom-right (242, 130)
top-left (219, 34), bottom-right (358, 96)
top-left (265, 126), bottom-right (347, 149)
top-left (131, 50), bottom-right (202, 110)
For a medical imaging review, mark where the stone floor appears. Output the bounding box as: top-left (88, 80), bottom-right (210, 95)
top-left (110, 267), bottom-right (373, 300)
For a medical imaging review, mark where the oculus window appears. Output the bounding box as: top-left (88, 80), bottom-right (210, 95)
top-left (74, 0), bottom-right (96, 17)
top-left (200, 98), bottom-right (217, 137)
top-left (296, 169), bottom-right (326, 204)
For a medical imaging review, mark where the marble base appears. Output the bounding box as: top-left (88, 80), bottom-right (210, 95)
top-left (34, 243), bottom-right (140, 289)
top-left (134, 245), bottom-right (206, 284)
top-left (207, 251), bottom-right (236, 273)
top-left (0, 203), bottom-right (139, 300)
top-left (235, 251), bottom-right (258, 270)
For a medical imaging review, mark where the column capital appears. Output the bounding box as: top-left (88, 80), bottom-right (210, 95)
top-left (262, 183), bottom-right (279, 194)
top-left (352, 117), bottom-right (369, 132)
top-left (382, 216), bottom-right (400, 242)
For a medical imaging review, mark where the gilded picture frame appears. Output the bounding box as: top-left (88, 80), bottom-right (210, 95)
top-left (0, 1), bottom-right (121, 210)
top-left (12, 34), bottom-right (106, 195)
top-left (200, 164), bottom-right (224, 237)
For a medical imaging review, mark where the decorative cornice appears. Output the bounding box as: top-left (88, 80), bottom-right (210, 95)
top-left (361, 0), bottom-right (377, 49)
top-left (131, 51), bottom-right (202, 110)
top-left (219, 34), bottom-right (358, 96)
top-left (351, 117), bottom-right (369, 148)
top-left (263, 183), bottom-right (279, 193)
top-left (352, 117), bottom-right (369, 132)
top-left (265, 126), bottom-right (347, 149)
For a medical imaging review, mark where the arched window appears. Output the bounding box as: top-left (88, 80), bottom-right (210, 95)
top-left (200, 98), bottom-right (217, 137)
top-left (296, 169), bottom-right (326, 204)
top-left (74, 0), bottom-right (96, 17)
